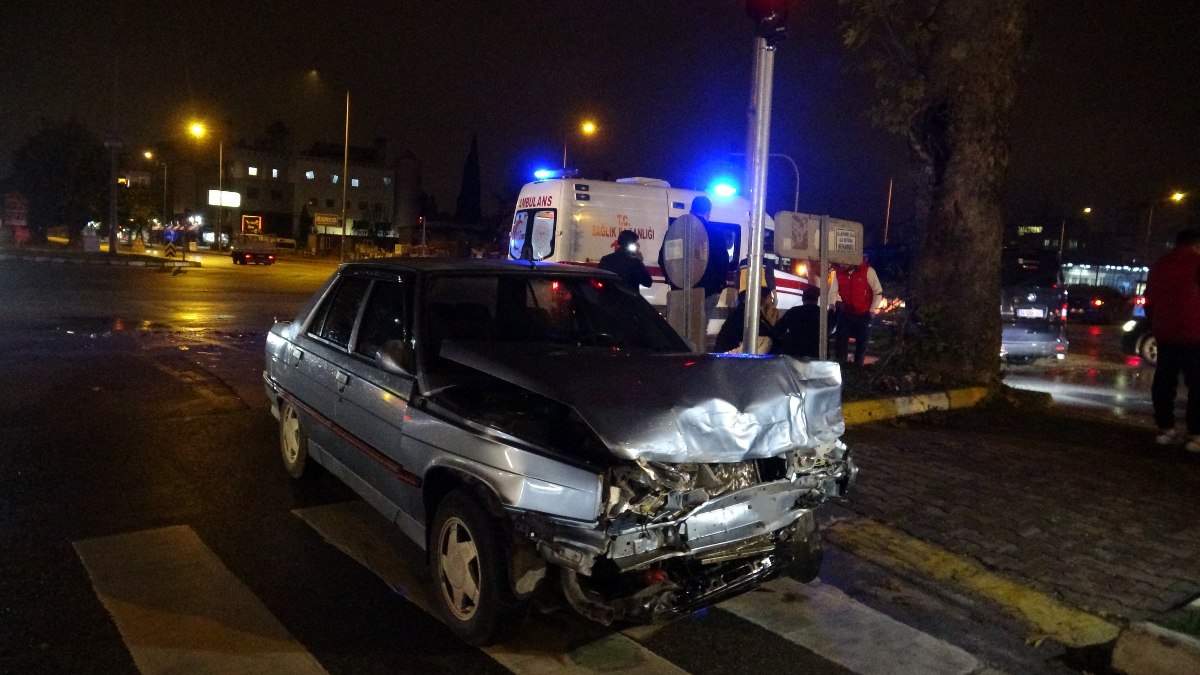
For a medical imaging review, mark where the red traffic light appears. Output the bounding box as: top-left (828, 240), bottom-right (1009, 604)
top-left (746, 0), bottom-right (788, 41)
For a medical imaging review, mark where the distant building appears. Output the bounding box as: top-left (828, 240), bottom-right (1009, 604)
top-left (176, 140), bottom-right (421, 251)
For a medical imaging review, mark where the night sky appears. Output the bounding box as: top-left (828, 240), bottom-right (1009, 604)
top-left (3, 1), bottom-right (1197, 242)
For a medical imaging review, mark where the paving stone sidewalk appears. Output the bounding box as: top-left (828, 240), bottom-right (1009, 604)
top-left (839, 404), bottom-right (1200, 624)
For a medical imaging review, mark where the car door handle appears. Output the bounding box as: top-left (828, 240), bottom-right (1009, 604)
top-left (335, 371), bottom-right (350, 392)
top-left (290, 348), bottom-right (303, 365)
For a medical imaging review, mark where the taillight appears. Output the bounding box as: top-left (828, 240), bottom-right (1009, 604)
top-left (244, 254), bottom-right (252, 259)
top-left (1092, 298), bottom-right (1104, 307)
top-left (1135, 296), bottom-right (1147, 306)
top-left (1060, 304), bottom-right (1068, 320)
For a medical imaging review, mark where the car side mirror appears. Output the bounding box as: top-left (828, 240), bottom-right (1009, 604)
top-left (377, 339), bottom-right (415, 376)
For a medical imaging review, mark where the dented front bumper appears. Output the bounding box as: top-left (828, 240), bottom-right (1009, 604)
top-left (509, 444), bottom-right (856, 623)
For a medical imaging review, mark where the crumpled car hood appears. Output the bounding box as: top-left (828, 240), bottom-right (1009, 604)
top-left (439, 342), bottom-right (844, 463)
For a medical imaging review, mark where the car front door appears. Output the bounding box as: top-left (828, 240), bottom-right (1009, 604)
top-left (335, 274), bottom-right (422, 522)
top-left (293, 273), bottom-right (372, 466)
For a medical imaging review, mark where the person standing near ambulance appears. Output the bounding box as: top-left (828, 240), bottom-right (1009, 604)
top-left (659, 196), bottom-right (730, 327)
top-left (599, 230), bottom-right (652, 289)
top-left (830, 258), bottom-right (883, 366)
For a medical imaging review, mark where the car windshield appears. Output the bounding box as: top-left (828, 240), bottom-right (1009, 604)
top-left (421, 272), bottom-right (689, 359)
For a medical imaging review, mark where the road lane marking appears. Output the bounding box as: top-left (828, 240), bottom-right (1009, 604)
top-left (73, 525), bottom-right (327, 675)
top-left (827, 518), bottom-right (1121, 648)
top-left (294, 501), bottom-right (687, 675)
top-left (719, 577), bottom-right (980, 675)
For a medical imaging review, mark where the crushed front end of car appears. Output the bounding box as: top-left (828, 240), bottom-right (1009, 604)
top-left (440, 343), bottom-right (857, 625)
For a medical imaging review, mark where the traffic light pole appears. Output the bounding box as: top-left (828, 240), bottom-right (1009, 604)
top-left (742, 36), bottom-right (776, 353)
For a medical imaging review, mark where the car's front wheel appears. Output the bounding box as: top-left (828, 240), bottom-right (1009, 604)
top-left (279, 401), bottom-right (309, 478)
top-left (1139, 333), bottom-right (1158, 365)
top-left (431, 490), bottom-right (518, 645)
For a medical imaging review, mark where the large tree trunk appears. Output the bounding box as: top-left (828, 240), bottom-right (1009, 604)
top-left (906, 0), bottom-right (1026, 387)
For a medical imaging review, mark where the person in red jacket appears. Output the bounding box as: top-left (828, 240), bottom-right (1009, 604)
top-left (1145, 227), bottom-right (1200, 452)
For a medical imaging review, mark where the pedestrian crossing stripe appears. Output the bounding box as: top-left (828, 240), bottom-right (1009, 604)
top-left (73, 525), bottom-right (327, 675)
top-left (72, 509), bottom-right (988, 675)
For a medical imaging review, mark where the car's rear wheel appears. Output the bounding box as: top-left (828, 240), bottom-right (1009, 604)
top-left (279, 402), bottom-right (309, 478)
top-left (431, 490), bottom-right (518, 645)
top-left (1139, 334), bottom-right (1158, 365)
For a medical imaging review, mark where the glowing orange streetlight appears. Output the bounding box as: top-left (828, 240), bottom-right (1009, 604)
top-left (563, 119), bottom-right (599, 169)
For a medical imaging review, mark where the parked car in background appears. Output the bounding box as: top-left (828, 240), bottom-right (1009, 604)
top-left (262, 258), bottom-right (856, 645)
top-left (1066, 285), bottom-right (1130, 324)
top-left (1001, 285), bottom-right (1069, 363)
top-left (1121, 295), bottom-right (1156, 365)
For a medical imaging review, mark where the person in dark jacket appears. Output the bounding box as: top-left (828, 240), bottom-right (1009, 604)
top-left (1145, 227), bottom-right (1200, 452)
top-left (772, 286), bottom-right (829, 359)
top-left (599, 230), bottom-right (652, 290)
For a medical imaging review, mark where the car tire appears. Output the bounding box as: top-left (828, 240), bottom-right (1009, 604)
top-left (1139, 334), bottom-right (1158, 365)
top-left (279, 401), bottom-right (309, 478)
top-left (431, 490), bottom-right (519, 646)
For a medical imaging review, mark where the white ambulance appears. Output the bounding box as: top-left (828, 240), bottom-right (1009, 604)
top-left (509, 177), bottom-right (809, 330)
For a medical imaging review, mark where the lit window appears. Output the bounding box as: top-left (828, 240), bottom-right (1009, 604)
top-left (305, 170), bottom-right (315, 180)
top-left (248, 166), bottom-right (258, 176)
top-left (351, 178), bottom-right (360, 187)
top-left (272, 168), bottom-right (279, 178)
top-left (332, 174), bottom-right (340, 184)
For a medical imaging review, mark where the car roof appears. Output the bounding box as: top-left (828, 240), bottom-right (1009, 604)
top-left (339, 257), bottom-right (612, 278)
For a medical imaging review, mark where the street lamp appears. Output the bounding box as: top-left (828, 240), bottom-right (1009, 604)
top-left (1058, 206), bottom-right (1092, 260)
top-left (730, 152), bottom-right (799, 212)
top-left (562, 119), bottom-right (598, 169)
top-left (142, 150), bottom-right (169, 231)
top-left (188, 121), bottom-right (225, 251)
top-left (1144, 191), bottom-right (1187, 260)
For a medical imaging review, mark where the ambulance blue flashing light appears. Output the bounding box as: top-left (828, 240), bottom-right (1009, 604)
top-left (533, 168), bottom-right (557, 180)
top-left (710, 180), bottom-right (738, 199)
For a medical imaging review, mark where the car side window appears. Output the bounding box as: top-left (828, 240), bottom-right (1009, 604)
top-left (309, 276), bottom-right (371, 349)
top-left (355, 279), bottom-right (410, 360)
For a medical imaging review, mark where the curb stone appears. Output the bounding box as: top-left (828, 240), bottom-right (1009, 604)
top-left (843, 386), bottom-right (989, 426)
top-left (1112, 621), bottom-right (1200, 675)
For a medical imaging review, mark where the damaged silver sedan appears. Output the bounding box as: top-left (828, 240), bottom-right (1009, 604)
top-left (263, 259), bottom-right (856, 645)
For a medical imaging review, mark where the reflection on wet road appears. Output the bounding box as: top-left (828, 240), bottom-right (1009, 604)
top-left (1003, 323), bottom-right (1162, 426)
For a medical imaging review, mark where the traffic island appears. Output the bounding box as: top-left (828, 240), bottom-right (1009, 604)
top-left (0, 250), bottom-right (200, 268)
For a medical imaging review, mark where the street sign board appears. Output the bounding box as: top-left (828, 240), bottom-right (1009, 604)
top-left (773, 211), bottom-right (864, 265)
